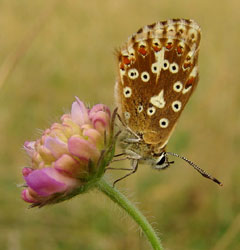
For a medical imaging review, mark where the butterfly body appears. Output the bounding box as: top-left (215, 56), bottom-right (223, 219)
top-left (115, 19), bottom-right (201, 169)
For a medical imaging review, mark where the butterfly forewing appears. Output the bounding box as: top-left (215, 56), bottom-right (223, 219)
top-left (115, 19), bottom-right (201, 151)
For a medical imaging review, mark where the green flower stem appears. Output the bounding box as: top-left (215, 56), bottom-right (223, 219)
top-left (97, 178), bottom-right (164, 250)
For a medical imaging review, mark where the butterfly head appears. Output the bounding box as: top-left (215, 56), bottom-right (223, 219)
top-left (153, 151), bottom-right (174, 170)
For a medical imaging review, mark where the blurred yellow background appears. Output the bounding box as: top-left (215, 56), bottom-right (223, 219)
top-left (0, 1), bottom-right (239, 249)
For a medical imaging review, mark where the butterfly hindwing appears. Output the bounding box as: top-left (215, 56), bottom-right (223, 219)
top-left (115, 19), bottom-right (201, 148)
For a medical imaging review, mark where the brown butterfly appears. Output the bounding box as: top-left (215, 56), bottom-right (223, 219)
top-left (113, 19), bottom-right (222, 186)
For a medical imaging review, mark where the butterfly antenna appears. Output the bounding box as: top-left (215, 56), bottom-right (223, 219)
top-left (166, 152), bottom-right (223, 186)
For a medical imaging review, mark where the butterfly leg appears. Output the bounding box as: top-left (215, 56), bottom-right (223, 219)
top-left (105, 153), bottom-right (137, 171)
top-left (114, 153), bottom-right (126, 158)
top-left (111, 150), bottom-right (141, 163)
top-left (123, 137), bottom-right (141, 143)
top-left (105, 161), bottom-right (133, 172)
top-left (116, 113), bottom-right (141, 140)
top-left (113, 159), bottom-right (139, 187)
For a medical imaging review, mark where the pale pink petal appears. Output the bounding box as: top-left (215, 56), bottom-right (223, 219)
top-left (44, 136), bottom-right (68, 158)
top-left (60, 113), bottom-right (71, 122)
top-left (68, 136), bottom-right (100, 162)
top-left (54, 154), bottom-right (84, 175)
top-left (82, 127), bottom-right (102, 145)
top-left (91, 111), bottom-right (110, 133)
top-left (71, 97), bottom-right (90, 126)
top-left (89, 104), bottom-right (111, 118)
top-left (24, 141), bottom-right (36, 157)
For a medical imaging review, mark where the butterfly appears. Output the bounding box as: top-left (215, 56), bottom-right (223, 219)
top-left (113, 19), bottom-right (222, 186)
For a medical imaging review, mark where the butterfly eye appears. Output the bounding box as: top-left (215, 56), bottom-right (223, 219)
top-left (156, 153), bottom-right (166, 166)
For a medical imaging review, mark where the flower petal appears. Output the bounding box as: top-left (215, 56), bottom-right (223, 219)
top-left (24, 141), bottom-right (36, 157)
top-left (21, 189), bottom-right (37, 203)
top-left (54, 154), bottom-right (85, 175)
top-left (68, 136), bottom-right (100, 162)
top-left (22, 167), bottom-right (33, 177)
top-left (90, 111), bottom-right (110, 133)
top-left (71, 97), bottom-right (90, 126)
top-left (89, 104), bottom-right (111, 118)
top-left (44, 136), bottom-right (68, 158)
top-left (25, 168), bottom-right (76, 196)
top-left (82, 127), bottom-right (102, 145)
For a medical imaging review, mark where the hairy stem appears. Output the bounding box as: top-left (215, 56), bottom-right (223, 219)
top-left (97, 178), bottom-right (164, 250)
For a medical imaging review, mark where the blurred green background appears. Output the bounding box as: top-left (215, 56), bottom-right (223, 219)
top-left (0, 0), bottom-right (239, 249)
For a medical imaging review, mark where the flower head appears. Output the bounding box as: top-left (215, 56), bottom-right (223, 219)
top-left (21, 97), bottom-right (114, 207)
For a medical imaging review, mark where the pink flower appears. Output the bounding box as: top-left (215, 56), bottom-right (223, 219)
top-left (21, 97), bottom-right (113, 207)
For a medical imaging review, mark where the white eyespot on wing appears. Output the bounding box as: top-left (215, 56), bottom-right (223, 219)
top-left (147, 106), bottom-right (156, 116)
top-left (182, 85), bottom-right (192, 94)
top-left (162, 60), bottom-right (169, 70)
top-left (128, 68), bottom-right (139, 79)
top-left (151, 62), bottom-right (159, 74)
top-left (124, 112), bottom-right (131, 120)
top-left (137, 105), bottom-right (143, 113)
top-left (172, 100), bottom-right (182, 112)
top-left (123, 87), bottom-right (132, 98)
top-left (159, 118), bottom-right (169, 128)
top-left (141, 71), bottom-right (150, 82)
top-left (150, 90), bottom-right (165, 108)
top-left (169, 62), bottom-right (179, 74)
top-left (173, 81), bottom-right (183, 92)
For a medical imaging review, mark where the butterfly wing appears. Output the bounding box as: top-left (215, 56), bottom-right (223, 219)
top-left (115, 19), bottom-right (201, 149)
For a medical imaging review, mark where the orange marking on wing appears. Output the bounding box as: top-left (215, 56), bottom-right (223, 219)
top-left (177, 46), bottom-right (183, 54)
top-left (119, 62), bottom-right (125, 70)
top-left (122, 56), bottom-right (131, 65)
top-left (138, 46), bottom-right (147, 56)
top-left (153, 46), bottom-right (161, 52)
top-left (186, 77), bottom-right (195, 87)
top-left (166, 43), bottom-right (173, 50)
